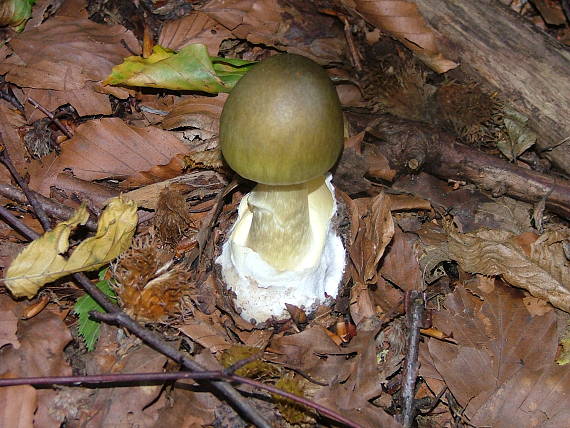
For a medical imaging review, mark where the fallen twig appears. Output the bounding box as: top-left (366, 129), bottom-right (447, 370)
top-left (0, 181), bottom-right (98, 231)
top-left (27, 97), bottom-right (74, 139)
top-left (400, 290), bottom-right (426, 427)
top-left (0, 369), bottom-right (363, 428)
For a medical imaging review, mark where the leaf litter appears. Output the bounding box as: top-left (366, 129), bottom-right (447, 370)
top-left (0, 0), bottom-right (569, 427)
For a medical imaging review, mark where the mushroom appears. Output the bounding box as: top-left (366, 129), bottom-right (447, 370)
top-left (217, 53), bottom-right (346, 322)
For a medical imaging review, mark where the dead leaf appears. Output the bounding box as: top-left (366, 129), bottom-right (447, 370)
top-left (161, 94), bottom-right (226, 133)
top-left (119, 154), bottom-right (187, 189)
top-left (64, 324), bottom-right (168, 427)
top-left (28, 118), bottom-right (191, 196)
top-left (350, 0), bottom-right (458, 73)
top-left (177, 318), bottom-right (233, 353)
top-left (5, 197), bottom-right (137, 298)
top-left (0, 102), bottom-right (27, 183)
top-left (349, 192), bottom-right (395, 284)
top-left (0, 379), bottom-right (36, 428)
top-left (448, 226), bottom-right (570, 312)
top-left (202, 0), bottom-right (345, 62)
top-left (268, 326), bottom-right (350, 384)
top-left (0, 307), bottom-right (72, 427)
top-left (469, 364), bottom-right (570, 427)
top-left (497, 107), bottom-right (537, 161)
top-left (350, 282), bottom-right (376, 325)
top-left (532, 0), bottom-right (567, 25)
top-left (427, 282), bottom-right (562, 422)
top-left (379, 226), bottom-right (424, 291)
top-left (159, 12), bottom-right (233, 54)
top-left (0, 294), bottom-right (19, 349)
top-left (0, 16), bottom-right (137, 121)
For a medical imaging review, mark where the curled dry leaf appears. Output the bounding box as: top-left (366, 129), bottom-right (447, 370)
top-left (0, 103), bottom-right (27, 183)
top-left (178, 318), bottom-right (233, 353)
top-left (379, 226), bottom-right (424, 291)
top-left (350, 0), bottom-right (458, 73)
top-left (5, 197), bottom-right (137, 298)
top-left (161, 93), bottom-right (227, 132)
top-left (448, 226), bottom-right (570, 312)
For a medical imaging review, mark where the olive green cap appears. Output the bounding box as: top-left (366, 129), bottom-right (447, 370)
top-left (220, 54), bottom-right (344, 185)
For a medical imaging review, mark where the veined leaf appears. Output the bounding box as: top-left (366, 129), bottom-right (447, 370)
top-left (103, 44), bottom-right (256, 93)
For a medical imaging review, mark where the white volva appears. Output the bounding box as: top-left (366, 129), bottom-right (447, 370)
top-left (217, 175), bottom-right (345, 322)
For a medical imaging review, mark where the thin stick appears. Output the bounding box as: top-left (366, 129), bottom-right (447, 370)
top-left (0, 147), bottom-right (51, 231)
top-left (27, 97), bottom-right (74, 139)
top-left (0, 371), bottom-right (363, 428)
top-left (400, 290), bottom-right (425, 427)
top-left (0, 181), bottom-right (97, 231)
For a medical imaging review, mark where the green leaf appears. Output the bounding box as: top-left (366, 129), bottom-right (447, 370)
top-left (73, 269), bottom-right (116, 352)
top-left (103, 44), bottom-right (256, 93)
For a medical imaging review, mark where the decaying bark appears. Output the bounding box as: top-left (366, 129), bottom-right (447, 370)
top-left (411, 0), bottom-right (570, 175)
top-left (340, 114), bottom-right (570, 219)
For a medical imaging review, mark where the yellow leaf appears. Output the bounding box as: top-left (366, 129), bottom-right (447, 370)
top-left (5, 197), bottom-right (137, 298)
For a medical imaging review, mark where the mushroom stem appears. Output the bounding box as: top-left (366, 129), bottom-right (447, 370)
top-left (246, 182), bottom-right (311, 271)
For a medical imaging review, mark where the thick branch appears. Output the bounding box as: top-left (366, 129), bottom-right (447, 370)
top-left (341, 113), bottom-right (570, 219)
top-left (412, 0), bottom-right (570, 174)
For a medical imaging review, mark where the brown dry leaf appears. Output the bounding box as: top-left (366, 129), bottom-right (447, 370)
top-left (161, 94), bottom-right (226, 133)
top-left (64, 324), bottom-right (168, 427)
top-left (0, 293), bottom-right (20, 349)
top-left (122, 170), bottom-right (226, 210)
top-left (268, 326), bottom-right (352, 384)
top-left (379, 226), bottom-right (424, 291)
top-left (177, 316), bottom-right (233, 353)
top-left (155, 350), bottom-right (227, 427)
top-left (426, 281), bottom-right (569, 424)
top-left (28, 118), bottom-right (191, 196)
top-left (0, 308), bottom-right (72, 427)
top-left (119, 154), bottom-right (187, 189)
top-left (159, 11), bottom-right (233, 54)
top-left (349, 192), bottom-right (395, 284)
top-left (532, 0), bottom-right (567, 25)
top-left (201, 0), bottom-right (345, 62)
top-left (351, 0), bottom-right (457, 73)
top-left (0, 378), bottom-right (36, 428)
top-left (448, 226), bottom-right (570, 312)
top-left (0, 16), bottom-right (137, 121)
top-left (0, 102), bottom-right (27, 182)
top-left (312, 320), bottom-right (402, 428)
top-left (349, 282), bottom-right (376, 325)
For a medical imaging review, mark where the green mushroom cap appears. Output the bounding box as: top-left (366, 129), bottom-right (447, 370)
top-left (220, 53), bottom-right (344, 185)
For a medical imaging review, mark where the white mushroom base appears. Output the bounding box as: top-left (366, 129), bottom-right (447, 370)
top-left (216, 176), bottom-right (345, 323)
